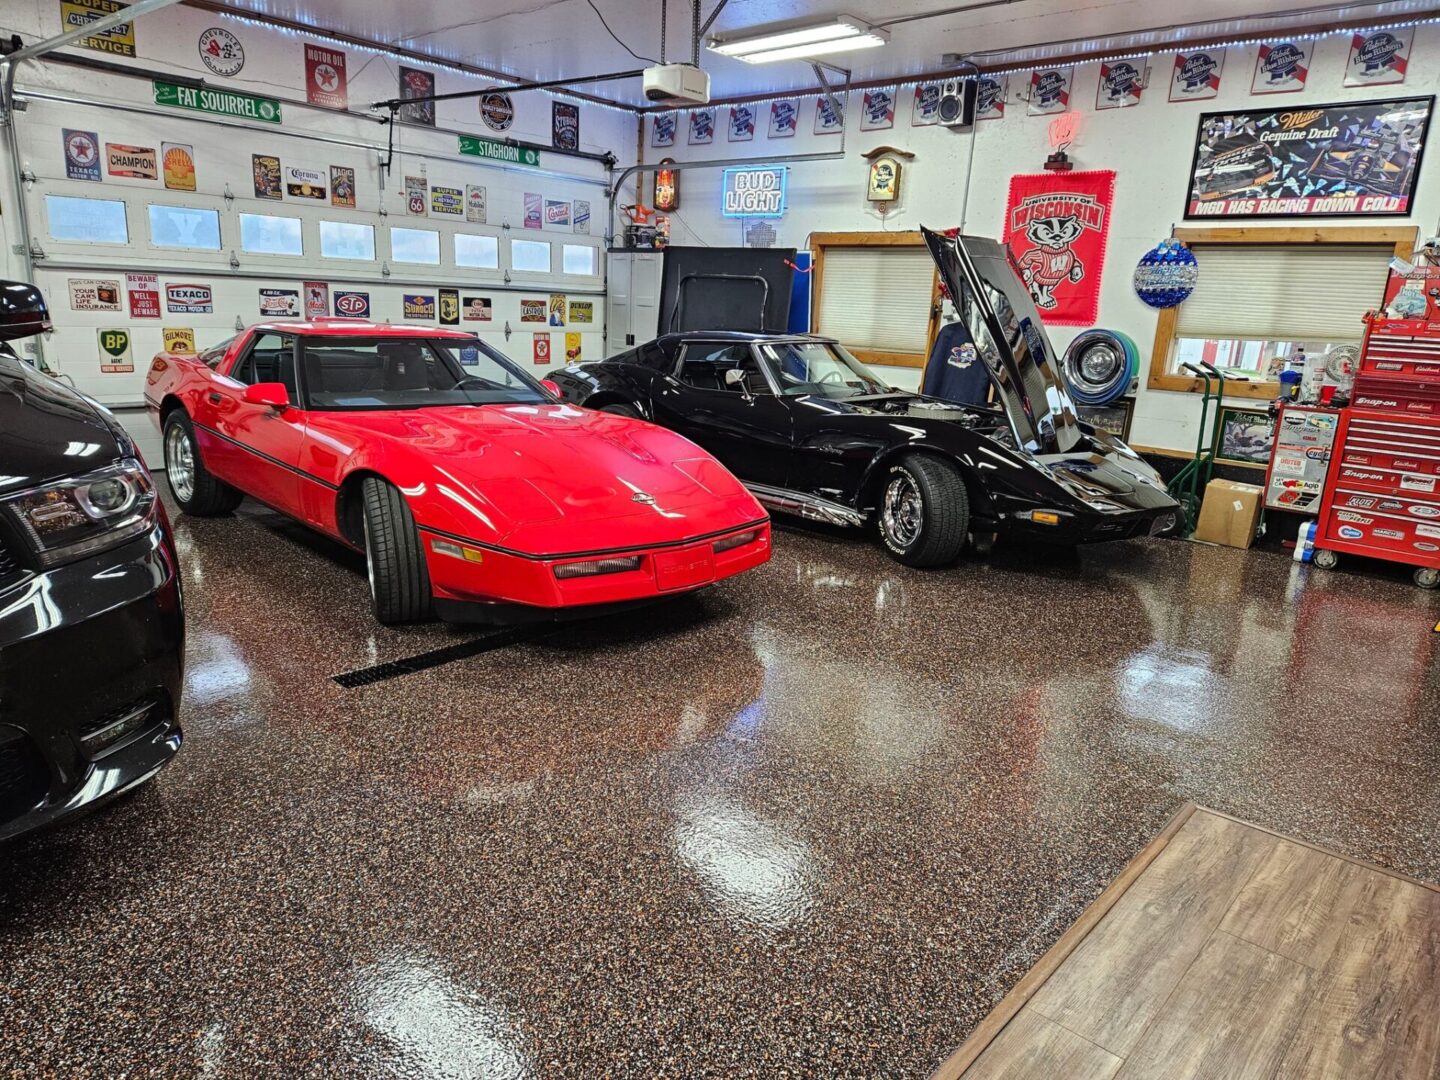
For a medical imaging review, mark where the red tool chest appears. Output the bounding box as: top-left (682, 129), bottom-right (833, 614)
top-left (1314, 279), bottom-right (1440, 588)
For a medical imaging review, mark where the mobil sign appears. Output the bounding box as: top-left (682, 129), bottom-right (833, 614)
top-left (721, 165), bottom-right (787, 218)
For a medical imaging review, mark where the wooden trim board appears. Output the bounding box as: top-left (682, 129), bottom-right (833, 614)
top-left (929, 802), bottom-right (1199, 1080)
top-left (927, 800), bottom-right (1434, 1077)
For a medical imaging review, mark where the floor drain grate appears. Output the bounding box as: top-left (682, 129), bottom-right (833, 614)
top-left (332, 630), bottom-right (536, 688)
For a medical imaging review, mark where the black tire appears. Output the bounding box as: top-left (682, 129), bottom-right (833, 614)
top-left (875, 455), bottom-right (970, 568)
top-left (599, 402), bottom-right (642, 419)
top-left (361, 477), bottom-right (434, 625)
top-left (162, 411), bottom-right (243, 516)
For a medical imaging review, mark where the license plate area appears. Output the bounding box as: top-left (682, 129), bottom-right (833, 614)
top-left (653, 547), bottom-right (716, 591)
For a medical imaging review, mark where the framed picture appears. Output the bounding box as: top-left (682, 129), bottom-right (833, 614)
top-left (1077, 398), bottom-right (1134, 442)
top-left (1183, 95), bottom-right (1433, 219)
top-left (1215, 406), bottom-right (1276, 467)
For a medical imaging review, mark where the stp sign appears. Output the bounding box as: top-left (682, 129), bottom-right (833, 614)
top-left (533, 333), bottom-right (551, 364)
top-left (334, 291), bottom-right (370, 317)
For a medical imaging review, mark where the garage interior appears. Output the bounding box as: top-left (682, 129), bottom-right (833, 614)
top-left (1, 0), bottom-right (1438, 1077)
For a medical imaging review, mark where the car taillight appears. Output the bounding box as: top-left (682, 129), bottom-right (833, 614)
top-left (553, 555), bottom-right (642, 579)
top-left (713, 529), bottom-right (761, 553)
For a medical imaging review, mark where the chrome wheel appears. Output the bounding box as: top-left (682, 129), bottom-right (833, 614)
top-left (165, 423), bottom-right (196, 502)
top-left (880, 473), bottom-right (924, 550)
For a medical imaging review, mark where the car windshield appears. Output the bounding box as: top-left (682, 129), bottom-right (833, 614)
top-left (299, 335), bottom-right (546, 410)
top-left (758, 340), bottom-right (890, 399)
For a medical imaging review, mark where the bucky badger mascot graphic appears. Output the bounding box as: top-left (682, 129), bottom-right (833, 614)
top-left (1015, 214), bottom-right (1086, 309)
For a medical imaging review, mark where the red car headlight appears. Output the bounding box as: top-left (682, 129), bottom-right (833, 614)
top-left (713, 529), bottom-right (762, 553)
top-left (553, 555), bottom-right (642, 579)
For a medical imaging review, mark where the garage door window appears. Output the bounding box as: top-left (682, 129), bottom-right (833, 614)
top-left (239, 213), bottom-right (304, 256)
top-left (148, 205), bottom-right (221, 250)
top-left (391, 227), bottom-right (440, 265)
top-left (46, 195), bottom-right (128, 244)
top-left (454, 233), bottom-right (498, 269)
top-left (319, 220), bottom-right (375, 260)
top-left (562, 244), bottom-right (597, 276)
top-left (510, 238), bottom-right (551, 273)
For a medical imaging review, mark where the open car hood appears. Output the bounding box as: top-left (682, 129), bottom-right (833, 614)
top-left (921, 227), bottom-right (1083, 455)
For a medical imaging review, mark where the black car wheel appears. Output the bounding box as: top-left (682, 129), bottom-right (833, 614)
top-left (599, 402), bottom-right (642, 419)
top-left (876, 455), bottom-right (969, 568)
top-left (162, 412), bottom-right (243, 516)
top-left (361, 476), bottom-right (434, 625)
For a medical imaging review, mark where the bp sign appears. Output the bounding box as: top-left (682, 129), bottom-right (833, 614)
top-left (721, 166), bottom-right (787, 218)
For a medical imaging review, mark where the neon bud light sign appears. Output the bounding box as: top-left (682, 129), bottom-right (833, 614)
top-left (721, 166), bottom-right (787, 218)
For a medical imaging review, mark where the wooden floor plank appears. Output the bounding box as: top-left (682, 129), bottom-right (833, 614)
top-left (1115, 930), bottom-right (1313, 1080)
top-left (959, 1009), bottom-right (1123, 1080)
top-left (1219, 837), bottom-right (1377, 968)
top-left (1275, 875), bottom-right (1440, 1080)
top-left (1027, 811), bottom-right (1278, 1056)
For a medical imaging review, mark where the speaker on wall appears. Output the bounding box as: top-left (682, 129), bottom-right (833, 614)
top-left (938, 78), bottom-right (976, 127)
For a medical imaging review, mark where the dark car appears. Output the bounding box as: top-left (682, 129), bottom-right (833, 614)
top-left (0, 281), bottom-right (183, 843)
top-left (548, 229), bottom-right (1177, 567)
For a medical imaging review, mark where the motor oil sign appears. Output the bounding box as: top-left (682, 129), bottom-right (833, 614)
top-left (98, 328), bottom-right (134, 372)
top-left (721, 166), bottom-right (787, 218)
top-left (167, 283), bottom-right (213, 313)
top-left (403, 294), bottom-right (435, 320)
top-left (334, 291), bottom-right (369, 317)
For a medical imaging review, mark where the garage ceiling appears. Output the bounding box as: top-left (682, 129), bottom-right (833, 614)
top-left (198, 0), bottom-right (1428, 104)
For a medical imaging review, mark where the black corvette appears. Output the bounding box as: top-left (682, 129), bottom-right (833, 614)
top-left (548, 229), bottom-right (1177, 567)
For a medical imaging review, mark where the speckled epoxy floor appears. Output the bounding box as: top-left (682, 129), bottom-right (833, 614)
top-left (3, 492), bottom-right (1438, 1079)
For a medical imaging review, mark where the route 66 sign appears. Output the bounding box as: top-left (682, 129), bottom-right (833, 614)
top-left (98, 328), bottom-right (134, 373)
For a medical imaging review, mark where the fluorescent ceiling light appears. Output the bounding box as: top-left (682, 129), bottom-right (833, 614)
top-left (708, 15), bottom-right (889, 63)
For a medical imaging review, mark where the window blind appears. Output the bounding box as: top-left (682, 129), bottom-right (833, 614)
top-left (1175, 244), bottom-right (1392, 342)
top-left (816, 246), bottom-right (934, 354)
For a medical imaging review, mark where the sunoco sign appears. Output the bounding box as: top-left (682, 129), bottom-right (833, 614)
top-left (721, 166), bottom-right (787, 219)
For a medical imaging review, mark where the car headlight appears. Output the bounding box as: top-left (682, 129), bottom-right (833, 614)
top-left (0, 458), bottom-right (156, 568)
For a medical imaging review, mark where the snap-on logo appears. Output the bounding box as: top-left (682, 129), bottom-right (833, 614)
top-left (1342, 469), bottom-right (1385, 481)
top-left (1356, 396), bottom-right (1398, 408)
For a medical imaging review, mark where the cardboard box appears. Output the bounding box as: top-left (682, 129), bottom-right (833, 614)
top-left (1193, 479), bottom-right (1264, 548)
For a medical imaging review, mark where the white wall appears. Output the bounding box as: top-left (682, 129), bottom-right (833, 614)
top-left (0, 1), bottom-right (638, 414)
top-left (630, 27), bottom-right (1440, 451)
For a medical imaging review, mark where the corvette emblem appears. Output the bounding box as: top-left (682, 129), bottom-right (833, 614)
top-left (631, 491), bottom-right (656, 504)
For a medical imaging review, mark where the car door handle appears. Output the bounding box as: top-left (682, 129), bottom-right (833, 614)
top-left (208, 391), bottom-right (223, 404)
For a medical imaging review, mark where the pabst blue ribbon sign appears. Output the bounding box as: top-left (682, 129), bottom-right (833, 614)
top-left (721, 166), bottom-right (788, 219)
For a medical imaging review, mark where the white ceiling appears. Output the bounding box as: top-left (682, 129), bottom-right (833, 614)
top-left (203, 0), bottom-right (1435, 104)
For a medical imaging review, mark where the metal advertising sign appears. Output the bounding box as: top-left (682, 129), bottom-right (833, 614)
top-left (1028, 68), bottom-right (1073, 115)
top-left (63, 129), bottom-right (101, 181)
top-left (480, 93), bottom-right (514, 131)
top-left (552, 101), bottom-right (579, 151)
top-left (1170, 49), bottom-right (1225, 101)
top-left (253, 155), bottom-right (282, 199)
top-left (402, 294), bottom-right (435, 320)
top-left (457, 136), bottom-right (540, 168)
top-left (860, 88), bottom-right (896, 131)
top-left (166, 283), bottom-right (213, 313)
top-left (163, 328), bottom-right (195, 354)
top-left (259, 288), bottom-right (299, 317)
top-left (399, 67), bottom-right (435, 126)
top-left (69, 278), bottom-right (121, 311)
top-left (60, 0), bottom-right (135, 57)
top-left (1185, 96), bottom-right (1433, 218)
top-left (333, 291), bottom-right (370, 318)
top-left (127, 273), bottom-right (160, 318)
top-left (154, 80), bottom-right (280, 123)
top-left (466, 185), bottom-right (487, 223)
top-left (912, 84), bottom-right (940, 126)
top-left (439, 289), bottom-right (459, 326)
top-left (431, 186), bottom-right (463, 216)
top-left (198, 27), bottom-right (244, 77)
top-left (1345, 28), bottom-right (1412, 87)
top-left (98, 327), bottom-right (134, 373)
top-left (304, 43), bottom-right (348, 109)
top-left (1251, 41), bottom-right (1311, 94)
top-left (303, 282), bottom-right (329, 319)
top-left (105, 143), bottom-right (157, 179)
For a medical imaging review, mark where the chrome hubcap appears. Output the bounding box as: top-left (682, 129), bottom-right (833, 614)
top-left (881, 474), bottom-right (924, 549)
top-left (165, 425), bottom-right (195, 502)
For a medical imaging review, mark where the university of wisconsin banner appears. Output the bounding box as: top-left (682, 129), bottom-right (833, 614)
top-left (1002, 170), bottom-right (1115, 326)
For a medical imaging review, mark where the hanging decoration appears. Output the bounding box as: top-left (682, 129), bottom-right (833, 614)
top-left (1096, 59), bottom-right (1145, 109)
top-left (1345, 27), bottom-right (1412, 87)
top-left (1169, 49), bottom-right (1225, 101)
top-left (1027, 67), bottom-right (1072, 115)
top-left (1133, 239), bottom-right (1199, 309)
top-left (1001, 170), bottom-right (1115, 326)
top-left (863, 146), bottom-right (912, 205)
top-left (1250, 40), bottom-right (1311, 94)
top-left (654, 159), bottom-right (679, 212)
top-left (860, 88), bottom-right (896, 131)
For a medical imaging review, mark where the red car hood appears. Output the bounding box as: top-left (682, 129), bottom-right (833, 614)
top-left (307, 403), bottom-right (764, 553)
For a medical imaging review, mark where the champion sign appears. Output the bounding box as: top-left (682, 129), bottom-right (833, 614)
top-left (721, 166), bottom-right (787, 219)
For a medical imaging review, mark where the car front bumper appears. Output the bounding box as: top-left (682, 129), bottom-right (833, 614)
top-left (1003, 505), bottom-right (1179, 544)
top-left (0, 522), bottom-right (184, 844)
top-left (419, 519), bottom-right (773, 620)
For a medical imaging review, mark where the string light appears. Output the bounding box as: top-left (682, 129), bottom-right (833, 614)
top-left (211, 9), bottom-right (638, 115)
top-left (645, 13), bottom-right (1440, 117)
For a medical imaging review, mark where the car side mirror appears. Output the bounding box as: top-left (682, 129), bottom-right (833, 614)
top-left (540, 378), bottom-right (561, 398)
top-left (723, 368), bottom-right (747, 388)
top-left (0, 280), bottom-right (52, 342)
top-left (243, 382), bottom-right (290, 408)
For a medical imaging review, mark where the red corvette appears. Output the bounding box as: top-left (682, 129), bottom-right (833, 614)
top-left (144, 320), bottom-right (770, 624)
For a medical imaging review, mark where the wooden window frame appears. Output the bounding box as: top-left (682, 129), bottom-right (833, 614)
top-left (809, 230), bottom-right (941, 369)
top-left (1146, 225), bottom-right (1416, 402)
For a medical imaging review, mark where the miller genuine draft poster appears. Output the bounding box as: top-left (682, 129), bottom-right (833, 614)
top-left (1185, 96), bottom-right (1433, 218)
